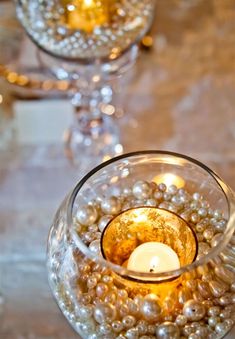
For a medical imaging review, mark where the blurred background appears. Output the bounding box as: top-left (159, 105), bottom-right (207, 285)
top-left (1, 0), bottom-right (235, 338)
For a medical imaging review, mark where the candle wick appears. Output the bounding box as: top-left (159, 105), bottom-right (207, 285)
top-left (149, 268), bottom-right (154, 273)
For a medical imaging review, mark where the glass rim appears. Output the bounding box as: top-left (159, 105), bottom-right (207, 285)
top-left (67, 150), bottom-right (235, 280)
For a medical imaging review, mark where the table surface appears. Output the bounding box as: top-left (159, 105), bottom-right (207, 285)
top-left (1, 0), bottom-right (235, 338)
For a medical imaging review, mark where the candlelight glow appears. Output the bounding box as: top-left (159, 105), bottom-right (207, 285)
top-left (153, 173), bottom-right (185, 188)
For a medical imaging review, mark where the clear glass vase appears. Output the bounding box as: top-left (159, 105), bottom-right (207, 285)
top-left (16, 1), bottom-right (155, 160)
top-left (47, 151), bottom-right (235, 338)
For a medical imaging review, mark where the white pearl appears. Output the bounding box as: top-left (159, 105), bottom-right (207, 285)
top-left (183, 300), bottom-right (206, 321)
top-left (132, 181), bottom-right (152, 199)
top-left (101, 196), bottom-right (121, 215)
top-left (76, 205), bottom-right (98, 226)
top-left (140, 296), bottom-right (161, 322)
top-left (175, 314), bottom-right (187, 326)
top-left (125, 328), bottom-right (139, 339)
top-left (112, 320), bottom-right (124, 333)
top-left (94, 302), bottom-right (117, 324)
top-left (156, 322), bottom-right (180, 338)
top-left (89, 240), bottom-right (101, 255)
top-left (98, 215), bottom-right (113, 232)
top-left (208, 316), bottom-right (220, 327)
top-left (122, 315), bottom-right (136, 328)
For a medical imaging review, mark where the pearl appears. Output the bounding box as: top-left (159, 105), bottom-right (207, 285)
top-left (112, 320), bottom-right (124, 333)
top-left (158, 183), bottom-right (167, 192)
top-left (154, 191), bottom-right (163, 200)
top-left (125, 328), bottom-right (139, 339)
top-left (203, 228), bottom-right (214, 241)
top-left (140, 296), bottom-right (161, 322)
top-left (122, 315), bottom-right (136, 328)
top-left (98, 323), bottom-right (112, 334)
top-left (77, 305), bottom-right (93, 319)
top-left (156, 322), bottom-right (180, 339)
top-left (168, 185), bottom-right (178, 194)
top-left (118, 289), bottom-right (128, 299)
top-left (94, 302), bottom-right (117, 324)
top-left (146, 198), bottom-right (157, 206)
top-left (101, 197), bottom-right (121, 215)
top-left (136, 320), bottom-right (148, 335)
top-left (198, 208), bottom-right (207, 217)
top-left (132, 181), bottom-right (152, 199)
top-left (76, 205), bottom-right (98, 226)
top-left (195, 326), bottom-right (208, 336)
top-left (148, 324), bottom-right (156, 335)
top-left (123, 187), bottom-right (132, 197)
top-left (89, 240), bottom-right (101, 255)
top-left (96, 283), bottom-right (109, 298)
top-left (208, 306), bottom-right (220, 317)
top-left (175, 314), bottom-right (187, 326)
top-left (119, 304), bottom-right (130, 317)
top-left (87, 276), bottom-right (98, 289)
top-left (208, 316), bottom-right (220, 328)
top-left (102, 275), bottom-right (113, 284)
top-left (98, 215), bottom-right (113, 232)
top-left (215, 322), bottom-right (227, 334)
top-left (188, 334), bottom-right (200, 339)
top-left (183, 300), bottom-right (206, 321)
top-left (104, 291), bottom-right (117, 304)
top-left (220, 309), bottom-right (231, 319)
top-left (191, 213), bottom-right (200, 224)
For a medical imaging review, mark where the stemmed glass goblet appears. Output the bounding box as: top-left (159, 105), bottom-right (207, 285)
top-left (16, 0), bottom-right (155, 161)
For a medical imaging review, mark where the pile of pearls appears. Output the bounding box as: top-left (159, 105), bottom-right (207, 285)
top-left (17, 0), bottom-right (153, 60)
top-left (49, 180), bottom-right (235, 339)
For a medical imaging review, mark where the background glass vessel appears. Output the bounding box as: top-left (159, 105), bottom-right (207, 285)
top-left (47, 151), bottom-right (235, 338)
top-left (16, 1), bottom-right (155, 160)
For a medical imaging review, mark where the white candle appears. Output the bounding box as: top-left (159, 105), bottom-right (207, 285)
top-left (127, 242), bottom-right (180, 280)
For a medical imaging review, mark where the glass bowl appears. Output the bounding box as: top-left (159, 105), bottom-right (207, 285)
top-left (47, 151), bottom-right (235, 338)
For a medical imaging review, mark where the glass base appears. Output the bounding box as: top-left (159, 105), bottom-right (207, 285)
top-left (63, 115), bottom-right (122, 165)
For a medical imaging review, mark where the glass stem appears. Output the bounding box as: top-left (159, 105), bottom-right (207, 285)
top-left (71, 78), bottom-right (113, 137)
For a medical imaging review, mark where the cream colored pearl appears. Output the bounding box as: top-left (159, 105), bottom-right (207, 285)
top-left (89, 239), bottom-right (101, 255)
top-left (98, 215), bottom-right (113, 232)
top-left (156, 322), bottom-right (180, 339)
top-left (94, 302), bottom-right (117, 324)
top-left (112, 320), bottom-right (124, 333)
top-left (140, 296), bottom-right (161, 322)
top-left (195, 326), bottom-right (208, 336)
top-left (122, 315), bottom-right (136, 328)
top-left (98, 323), bottom-right (112, 334)
top-left (96, 283), bottom-right (109, 298)
top-left (101, 196), bottom-right (121, 215)
top-left (118, 289), bottom-right (128, 299)
top-left (76, 205), bottom-right (98, 226)
top-left (125, 328), bottom-right (139, 339)
top-left (215, 322), bottom-right (227, 334)
top-left (132, 181), bottom-right (152, 199)
top-left (208, 316), bottom-right (220, 328)
top-left (158, 183), bottom-right (167, 192)
top-left (87, 276), bottom-right (98, 289)
top-left (175, 314), bottom-right (187, 326)
top-left (136, 320), bottom-right (148, 335)
top-left (208, 306), bottom-right (220, 317)
top-left (183, 300), bottom-right (206, 321)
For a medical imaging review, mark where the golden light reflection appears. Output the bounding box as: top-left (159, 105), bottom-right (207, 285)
top-left (153, 173), bottom-right (185, 188)
top-left (63, 0), bottom-right (111, 32)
